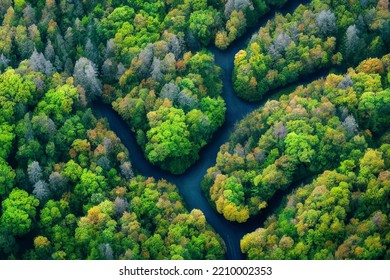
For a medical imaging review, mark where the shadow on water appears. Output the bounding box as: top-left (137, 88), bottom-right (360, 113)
top-left (93, 0), bottom-right (331, 260)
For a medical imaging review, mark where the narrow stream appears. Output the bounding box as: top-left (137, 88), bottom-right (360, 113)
top-left (93, 0), bottom-right (330, 260)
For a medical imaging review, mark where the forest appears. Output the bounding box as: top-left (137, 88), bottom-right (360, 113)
top-left (0, 0), bottom-right (389, 260)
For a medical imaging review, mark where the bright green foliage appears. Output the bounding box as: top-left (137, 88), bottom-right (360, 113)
top-left (189, 9), bottom-right (219, 45)
top-left (0, 61), bottom-right (224, 259)
top-left (0, 69), bottom-right (35, 123)
top-left (70, 177), bottom-right (226, 260)
top-left (0, 0), bottom-right (389, 262)
top-left (145, 105), bottom-right (192, 172)
top-left (0, 189), bottom-right (39, 236)
top-left (0, 158), bottom-right (15, 196)
top-left (241, 147), bottom-right (390, 259)
top-left (114, 42), bottom-right (225, 174)
top-left (98, 6), bottom-right (136, 40)
top-left (73, 169), bottom-right (108, 206)
top-left (36, 82), bottom-right (79, 124)
top-left (0, 123), bottom-right (14, 159)
top-left (233, 0), bottom-right (390, 100)
top-left (203, 55), bottom-right (390, 222)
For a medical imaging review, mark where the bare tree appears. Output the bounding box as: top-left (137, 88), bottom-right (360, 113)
top-left (138, 44), bottom-right (154, 78)
top-left (0, 53), bottom-right (9, 71)
top-left (177, 91), bottom-right (197, 111)
top-left (64, 27), bottom-right (74, 50)
top-left (28, 161), bottom-right (42, 184)
top-left (48, 172), bottom-right (68, 196)
top-left (225, 0), bottom-right (253, 17)
top-left (273, 32), bottom-right (292, 53)
top-left (99, 243), bottom-right (113, 260)
top-left (160, 82), bottom-right (180, 101)
top-left (342, 115), bottom-right (359, 136)
top-left (316, 10), bottom-right (337, 37)
top-left (150, 57), bottom-right (163, 82)
top-left (73, 57), bottom-right (102, 101)
top-left (33, 180), bottom-right (50, 202)
top-left (337, 75), bottom-right (354, 89)
top-left (102, 59), bottom-right (117, 81)
top-left (29, 49), bottom-right (55, 75)
top-left (116, 63), bottom-right (126, 80)
top-left (97, 156), bottom-right (111, 171)
top-left (345, 24), bottom-right (365, 62)
top-left (169, 35), bottom-right (183, 59)
top-left (105, 39), bottom-right (115, 59)
top-left (114, 197), bottom-right (129, 216)
top-left (23, 4), bottom-right (36, 26)
top-left (120, 162), bottom-right (134, 181)
top-left (53, 55), bottom-right (63, 72)
top-left (274, 123), bottom-right (288, 140)
top-left (44, 40), bottom-right (55, 62)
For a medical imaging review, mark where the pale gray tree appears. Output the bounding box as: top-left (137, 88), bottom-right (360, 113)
top-left (23, 4), bottom-right (36, 26)
top-left (114, 197), bottom-right (129, 216)
top-left (73, 57), bottom-right (102, 101)
top-left (169, 35), bottom-right (183, 59)
top-left (225, 0), bottom-right (253, 17)
top-left (97, 156), bottom-right (111, 171)
top-left (44, 40), bottom-right (55, 62)
top-left (0, 53), bottom-right (9, 70)
top-left (116, 63), bottom-right (126, 80)
top-left (28, 161), bottom-right (42, 185)
top-left (102, 59), bottom-right (117, 81)
top-left (48, 172), bottom-right (68, 196)
top-left (177, 91), bottom-right (197, 111)
top-left (138, 44), bottom-right (154, 78)
top-left (64, 27), bottom-right (74, 49)
top-left (160, 82), bottom-right (179, 101)
top-left (120, 162), bottom-right (134, 181)
top-left (54, 55), bottom-right (63, 72)
top-left (274, 32), bottom-right (292, 53)
top-left (32, 180), bottom-right (50, 202)
top-left (150, 57), bottom-right (163, 82)
top-left (345, 24), bottom-right (365, 62)
top-left (99, 243), bottom-right (113, 260)
top-left (274, 124), bottom-right (288, 140)
top-left (337, 75), bottom-right (354, 89)
top-left (316, 10), bottom-right (337, 37)
top-left (342, 114), bottom-right (359, 136)
top-left (105, 39), bottom-right (115, 59)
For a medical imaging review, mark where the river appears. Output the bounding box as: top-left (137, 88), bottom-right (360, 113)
top-left (93, 0), bottom-right (329, 260)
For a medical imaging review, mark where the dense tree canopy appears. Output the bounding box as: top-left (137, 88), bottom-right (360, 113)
top-left (233, 0), bottom-right (390, 100)
top-left (203, 55), bottom-right (390, 223)
top-left (241, 146), bottom-right (390, 259)
top-left (0, 64), bottom-right (225, 259)
top-left (0, 0), bottom-right (389, 261)
top-left (113, 39), bottom-right (226, 174)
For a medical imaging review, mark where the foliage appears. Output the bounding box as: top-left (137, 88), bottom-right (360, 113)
top-left (233, 0), bottom-right (390, 100)
top-left (113, 39), bottom-right (225, 174)
top-left (241, 146), bottom-right (390, 259)
top-left (0, 66), bottom-right (224, 259)
top-left (203, 55), bottom-right (390, 222)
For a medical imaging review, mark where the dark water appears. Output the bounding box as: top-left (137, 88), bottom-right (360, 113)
top-left (93, 0), bottom-right (328, 260)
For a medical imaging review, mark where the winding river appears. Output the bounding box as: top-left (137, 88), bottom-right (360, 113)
top-left (93, 0), bottom-right (331, 260)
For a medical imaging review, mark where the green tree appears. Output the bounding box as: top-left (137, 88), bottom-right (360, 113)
top-left (189, 9), bottom-right (219, 45)
top-left (1, 188), bottom-right (39, 236)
